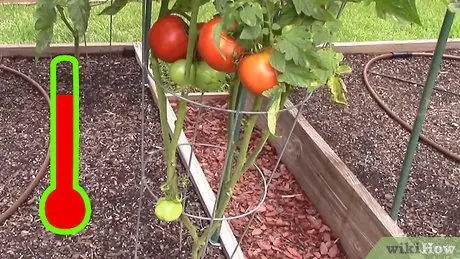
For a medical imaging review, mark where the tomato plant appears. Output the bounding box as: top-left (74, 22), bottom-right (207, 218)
top-left (195, 61), bottom-right (227, 91)
top-left (154, 197), bottom-right (183, 222)
top-left (148, 15), bottom-right (189, 63)
top-left (238, 49), bottom-right (278, 96)
top-left (197, 16), bottom-right (244, 73)
top-left (169, 59), bottom-right (196, 86)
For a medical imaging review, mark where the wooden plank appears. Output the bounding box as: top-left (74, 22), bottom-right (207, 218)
top-left (0, 43), bottom-right (135, 57)
top-left (245, 94), bottom-right (405, 259)
top-left (330, 38), bottom-right (460, 54)
top-left (1, 39), bottom-right (459, 59)
top-left (133, 43), bottom-right (245, 259)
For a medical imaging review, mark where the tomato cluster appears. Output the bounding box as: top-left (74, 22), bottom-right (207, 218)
top-left (148, 14), bottom-right (278, 96)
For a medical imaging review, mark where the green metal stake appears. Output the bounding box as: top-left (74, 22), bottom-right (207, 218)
top-left (141, 0), bottom-right (152, 83)
top-left (390, 9), bottom-right (456, 221)
top-left (210, 86), bottom-right (248, 243)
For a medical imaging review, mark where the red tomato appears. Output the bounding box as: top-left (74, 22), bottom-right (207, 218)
top-left (238, 49), bottom-right (278, 96)
top-left (148, 15), bottom-right (189, 63)
top-left (197, 16), bottom-right (244, 73)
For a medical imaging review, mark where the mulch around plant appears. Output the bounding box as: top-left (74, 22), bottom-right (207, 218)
top-left (290, 49), bottom-right (460, 237)
top-left (172, 99), bottom-right (346, 259)
top-left (0, 54), bottom-right (225, 258)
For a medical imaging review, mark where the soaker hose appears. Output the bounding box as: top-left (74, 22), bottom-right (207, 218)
top-left (0, 64), bottom-right (50, 224)
top-left (362, 52), bottom-right (460, 162)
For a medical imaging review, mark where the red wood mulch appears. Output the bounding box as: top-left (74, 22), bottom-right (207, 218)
top-left (171, 98), bottom-right (347, 259)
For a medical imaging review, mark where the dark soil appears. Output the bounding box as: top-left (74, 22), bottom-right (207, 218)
top-left (0, 54), bottom-right (225, 258)
top-left (290, 49), bottom-right (460, 237)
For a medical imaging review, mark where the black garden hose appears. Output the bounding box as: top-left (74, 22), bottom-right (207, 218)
top-left (363, 52), bottom-right (460, 162)
top-left (0, 64), bottom-right (50, 224)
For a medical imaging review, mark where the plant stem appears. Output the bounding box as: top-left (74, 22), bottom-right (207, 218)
top-left (241, 91), bottom-right (290, 172)
top-left (163, 0), bottom-right (199, 197)
top-left (227, 76), bottom-right (240, 144)
top-left (150, 58), bottom-right (170, 160)
top-left (261, 0), bottom-right (274, 45)
top-left (208, 85), bottom-right (247, 245)
top-left (56, 5), bottom-right (79, 58)
top-left (231, 96), bottom-right (263, 183)
top-left (184, 0), bottom-right (200, 84)
top-left (74, 34), bottom-right (80, 59)
top-left (200, 95), bottom-right (263, 254)
top-left (150, 0), bottom-right (173, 180)
top-left (165, 97), bottom-right (188, 198)
top-left (242, 129), bottom-right (269, 173)
top-left (180, 214), bottom-right (198, 241)
top-left (159, 0), bottom-right (169, 17)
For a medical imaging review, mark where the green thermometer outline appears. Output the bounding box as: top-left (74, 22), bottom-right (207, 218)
top-left (39, 55), bottom-right (92, 235)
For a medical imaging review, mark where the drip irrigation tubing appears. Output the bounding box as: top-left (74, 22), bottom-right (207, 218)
top-left (363, 52), bottom-right (460, 162)
top-left (0, 64), bottom-right (50, 224)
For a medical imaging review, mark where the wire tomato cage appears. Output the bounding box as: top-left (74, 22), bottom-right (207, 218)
top-left (138, 53), bottom-right (313, 258)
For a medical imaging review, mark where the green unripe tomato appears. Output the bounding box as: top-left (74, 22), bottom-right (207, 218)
top-left (195, 61), bottom-right (226, 92)
top-left (169, 59), bottom-right (196, 86)
top-left (154, 197), bottom-right (183, 222)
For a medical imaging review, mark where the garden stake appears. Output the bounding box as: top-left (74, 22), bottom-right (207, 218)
top-left (134, 0), bottom-right (153, 256)
top-left (209, 85), bottom-right (248, 245)
top-left (390, 9), bottom-right (456, 221)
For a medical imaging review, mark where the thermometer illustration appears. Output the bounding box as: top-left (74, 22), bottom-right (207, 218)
top-left (39, 55), bottom-right (92, 235)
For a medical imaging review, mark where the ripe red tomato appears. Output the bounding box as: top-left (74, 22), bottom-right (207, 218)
top-left (148, 15), bottom-right (189, 63)
top-left (197, 16), bottom-right (244, 73)
top-left (238, 49), bottom-right (278, 96)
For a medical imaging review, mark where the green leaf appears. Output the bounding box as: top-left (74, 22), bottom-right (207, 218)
top-left (240, 24), bottom-right (262, 40)
top-left (240, 4), bottom-right (258, 26)
top-left (35, 0), bottom-right (57, 59)
top-left (291, 0), bottom-right (336, 21)
top-left (315, 48), bottom-right (339, 73)
top-left (214, 0), bottom-right (227, 14)
top-left (269, 50), bottom-right (286, 72)
top-left (311, 21), bottom-right (331, 45)
top-left (325, 20), bottom-right (342, 33)
top-left (307, 80), bottom-right (322, 93)
top-left (277, 61), bottom-right (314, 87)
top-left (276, 25), bottom-right (312, 66)
top-left (99, 0), bottom-right (128, 15)
top-left (327, 75), bottom-right (348, 106)
top-left (67, 0), bottom-right (91, 36)
top-left (337, 64), bottom-right (352, 74)
top-left (36, 28), bottom-right (55, 58)
top-left (170, 0), bottom-right (207, 14)
top-left (276, 3), bottom-right (298, 27)
top-left (311, 68), bottom-right (332, 84)
top-left (264, 86), bottom-right (284, 136)
top-left (374, 0), bottom-right (421, 25)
